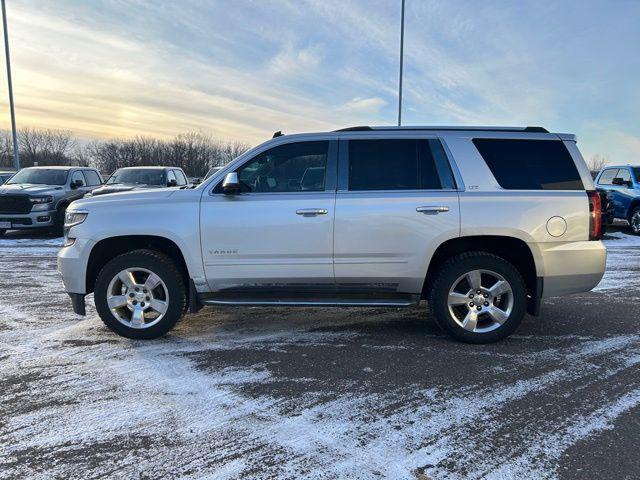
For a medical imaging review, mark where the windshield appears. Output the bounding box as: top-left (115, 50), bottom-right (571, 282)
top-left (7, 168), bottom-right (68, 186)
top-left (107, 169), bottom-right (166, 186)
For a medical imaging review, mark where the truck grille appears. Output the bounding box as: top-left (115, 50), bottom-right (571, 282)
top-left (0, 195), bottom-right (31, 214)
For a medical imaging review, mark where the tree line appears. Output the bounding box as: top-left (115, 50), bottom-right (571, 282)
top-left (0, 128), bottom-right (250, 178)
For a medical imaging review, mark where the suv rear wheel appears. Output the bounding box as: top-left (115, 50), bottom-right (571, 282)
top-left (630, 206), bottom-right (640, 235)
top-left (94, 249), bottom-right (187, 339)
top-left (429, 252), bottom-right (527, 343)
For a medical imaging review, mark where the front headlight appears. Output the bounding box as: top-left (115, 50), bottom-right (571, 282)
top-left (63, 210), bottom-right (88, 244)
top-left (29, 195), bottom-right (53, 204)
top-left (64, 210), bottom-right (88, 228)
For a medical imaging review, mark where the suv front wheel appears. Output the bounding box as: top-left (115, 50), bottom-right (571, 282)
top-left (429, 252), bottom-right (527, 343)
top-left (94, 249), bottom-right (187, 339)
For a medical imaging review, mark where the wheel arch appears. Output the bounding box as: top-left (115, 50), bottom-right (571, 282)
top-left (86, 235), bottom-right (190, 294)
top-left (422, 235), bottom-right (540, 315)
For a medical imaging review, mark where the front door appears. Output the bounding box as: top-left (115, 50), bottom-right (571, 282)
top-left (334, 137), bottom-right (461, 295)
top-left (200, 140), bottom-right (337, 293)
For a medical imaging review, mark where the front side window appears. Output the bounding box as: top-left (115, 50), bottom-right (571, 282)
top-left (232, 141), bottom-right (328, 193)
top-left (598, 168), bottom-right (619, 185)
top-left (348, 139), bottom-right (452, 191)
top-left (70, 171), bottom-right (87, 187)
top-left (617, 168), bottom-right (632, 183)
top-left (166, 170), bottom-right (177, 185)
top-left (473, 138), bottom-right (584, 190)
top-left (633, 167), bottom-right (640, 183)
top-left (7, 168), bottom-right (68, 186)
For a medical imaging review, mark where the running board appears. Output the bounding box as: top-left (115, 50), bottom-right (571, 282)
top-left (200, 298), bottom-right (417, 307)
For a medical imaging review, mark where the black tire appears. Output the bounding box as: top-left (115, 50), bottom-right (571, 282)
top-left (52, 205), bottom-right (67, 236)
top-left (94, 249), bottom-right (187, 339)
top-left (0, 229), bottom-right (5, 237)
top-left (629, 206), bottom-right (640, 235)
top-left (428, 251), bottom-right (527, 344)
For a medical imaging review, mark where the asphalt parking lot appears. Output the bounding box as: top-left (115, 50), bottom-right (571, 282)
top-left (1, 228), bottom-right (639, 479)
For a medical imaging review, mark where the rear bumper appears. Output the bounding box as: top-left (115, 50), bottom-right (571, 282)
top-left (0, 210), bottom-right (56, 229)
top-left (534, 240), bottom-right (607, 298)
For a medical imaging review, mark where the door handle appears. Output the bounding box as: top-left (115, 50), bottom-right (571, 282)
top-left (416, 206), bottom-right (450, 215)
top-left (296, 208), bottom-right (328, 216)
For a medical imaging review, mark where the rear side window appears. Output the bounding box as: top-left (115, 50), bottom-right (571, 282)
top-left (598, 168), bottom-right (619, 185)
top-left (348, 139), bottom-right (454, 191)
top-left (473, 139), bottom-right (583, 190)
top-left (174, 170), bottom-right (188, 186)
top-left (83, 170), bottom-right (102, 186)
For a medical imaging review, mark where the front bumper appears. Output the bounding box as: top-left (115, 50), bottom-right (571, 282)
top-left (535, 240), bottom-right (607, 298)
top-left (0, 210), bottom-right (56, 229)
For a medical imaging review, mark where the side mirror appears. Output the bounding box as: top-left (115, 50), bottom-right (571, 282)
top-left (167, 179), bottom-right (178, 187)
top-left (70, 179), bottom-right (83, 189)
top-left (222, 172), bottom-right (241, 194)
top-left (612, 177), bottom-right (632, 188)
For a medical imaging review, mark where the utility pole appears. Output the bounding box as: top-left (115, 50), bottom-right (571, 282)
top-left (397, 0), bottom-right (405, 127)
top-left (1, 0), bottom-right (19, 170)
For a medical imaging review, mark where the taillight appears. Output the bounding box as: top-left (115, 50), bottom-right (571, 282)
top-left (587, 190), bottom-right (602, 240)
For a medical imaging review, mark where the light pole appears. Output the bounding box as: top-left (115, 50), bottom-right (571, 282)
top-left (1, 0), bottom-right (19, 170)
top-left (397, 0), bottom-right (405, 127)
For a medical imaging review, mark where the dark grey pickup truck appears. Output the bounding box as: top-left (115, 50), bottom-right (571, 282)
top-left (0, 166), bottom-right (103, 236)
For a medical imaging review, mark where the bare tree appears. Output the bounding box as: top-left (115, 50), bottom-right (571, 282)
top-left (18, 128), bottom-right (76, 167)
top-left (588, 154), bottom-right (609, 175)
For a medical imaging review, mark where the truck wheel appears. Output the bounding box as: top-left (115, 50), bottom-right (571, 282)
top-left (630, 207), bottom-right (640, 235)
top-left (428, 252), bottom-right (527, 344)
top-left (94, 249), bottom-right (187, 339)
top-left (0, 229), bottom-right (5, 237)
top-left (52, 205), bottom-right (67, 236)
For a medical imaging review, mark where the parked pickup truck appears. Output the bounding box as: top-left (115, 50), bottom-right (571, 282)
top-left (87, 166), bottom-right (190, 197)
top-left (0, 166), bottom-right (103, 236)
top-left (58, 126), bottom-right (606, 343)
top-left (594, 165), bottom-right (640, 234)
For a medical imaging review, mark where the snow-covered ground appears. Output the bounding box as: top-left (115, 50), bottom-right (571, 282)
top-left (1, 230), bottom-right (639, 479)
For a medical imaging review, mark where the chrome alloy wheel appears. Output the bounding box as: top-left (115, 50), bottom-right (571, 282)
top-left (631, 210), bottom-right (640, 234)
top-left (106, 268), bottom-right (169, 329)
top-left (447, 269), bottom-right (514, 333)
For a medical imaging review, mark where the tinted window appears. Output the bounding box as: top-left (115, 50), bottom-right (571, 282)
top-left (7, 168), bottom-right (68, 185)
top-left (83, 170), bottom-right (102, 186)
top-left (633, 168), bottom-right (640, 183)
top-left (473, 139), bottom-right (583, 190)
top-left (71, 171), bottom-right (87, 187)
top-left (618, 168), bottom-right (631, 182)
top-left (107, 169), bottom-right (166, 186)
top-left (348, 139), bottom-right (450, 191)
top-left (598, 168), bottom-right (619, 185)
top-left (174, 170), bottom-right (187, 186)
top-left (233, 141), bottom-right (328, 193)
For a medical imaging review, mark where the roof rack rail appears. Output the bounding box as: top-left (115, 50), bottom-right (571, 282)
top-left (334, 126), bottom-right (373, 132)
top-left (334, 126), bottom-right (549, 133)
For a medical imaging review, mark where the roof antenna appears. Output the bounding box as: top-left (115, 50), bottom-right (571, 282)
top-left (272, 131), bottom-right (283, 138)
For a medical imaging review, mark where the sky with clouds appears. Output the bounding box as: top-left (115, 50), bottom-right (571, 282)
top-left (0, 0), bottom-right (639, 164)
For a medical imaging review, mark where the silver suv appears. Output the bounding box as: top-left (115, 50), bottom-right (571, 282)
top-left (58, 126), bottom-right (606, 343)
top-left (0, 166), bottom-right (103, 236)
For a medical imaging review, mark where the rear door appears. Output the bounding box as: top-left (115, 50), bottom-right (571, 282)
top-left (200, 139), bottom-right (338, 293)
top-left (333, 137), bottom-right (460, 295)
